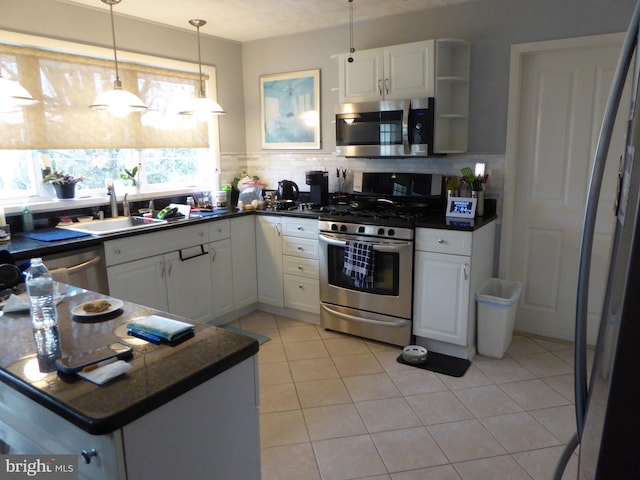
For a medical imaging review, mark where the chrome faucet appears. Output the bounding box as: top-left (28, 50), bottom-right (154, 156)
top-left (123, 193), bottom-right (130, 217)
top-left (106, 180), bottom-right (119, 217)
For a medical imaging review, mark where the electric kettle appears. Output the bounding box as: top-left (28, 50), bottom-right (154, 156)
top-left (276, 180), bottom-right (299, 201)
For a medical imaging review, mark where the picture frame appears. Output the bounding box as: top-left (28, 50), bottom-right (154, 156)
top-left (260, 69), bottom-right (320, 149)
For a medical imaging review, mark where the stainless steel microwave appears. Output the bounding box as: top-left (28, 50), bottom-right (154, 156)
top-left (335, 98), bottom-right (434, 157)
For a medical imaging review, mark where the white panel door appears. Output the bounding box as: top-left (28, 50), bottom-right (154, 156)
top-left (504, 36), bottom-right (626, 343)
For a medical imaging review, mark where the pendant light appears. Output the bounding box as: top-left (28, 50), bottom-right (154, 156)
top-left (0, 71), bottom-right (38, 112)
top-left (347, 0), bottom-right (355, 63)
top-left (178, 19), bottom-right (225, 118)
top-left (89, 0), bottom-right (147, 117)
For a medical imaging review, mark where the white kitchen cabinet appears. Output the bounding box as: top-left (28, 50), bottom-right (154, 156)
top-left (164, 245), bottom-right (213, 324)
top-left (105, 224), bottom-right (212, 323)
top-left (413, 250), bottom-right (469, 345)
top-left (108, 246), bottom-right (213, 324)
top-left (0, 356), bottom-right (260, 480)
top-left (107, 255), bottom-right (169, 313)
top-left (338, 40), bottom-right (435, 103)
top-left (230, 216), bottom-right (257, 310)
top-left (413, 222), bottom-right (495, 359)
top-left (209, 219), bottom-right (233, 321)
top-left (255, 215), bottom-right (284, 307)
top-left (281, 217), bottom-right (319, 314)
top-left (210, 238), bottom-right (234, 319)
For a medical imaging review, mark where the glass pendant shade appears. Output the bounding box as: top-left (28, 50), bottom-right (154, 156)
top-left (178, 94), bottom-right (225, 118)
top-left (90, 80), bottom-right (147, 118)
top-left (179, 19), bottom-right (225, 118)
top-left (89, 0), bottom-right (147, 116)
top-left (0, 73), bottom-right (38, 111)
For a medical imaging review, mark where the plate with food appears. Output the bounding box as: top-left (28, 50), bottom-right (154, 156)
top-left (71, 298), bottom-right (123, 317)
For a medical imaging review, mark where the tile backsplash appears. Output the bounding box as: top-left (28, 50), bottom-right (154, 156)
top-left (220, 151), bottom-right (505, 212)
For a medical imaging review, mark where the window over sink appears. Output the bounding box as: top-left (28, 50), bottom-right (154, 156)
top-left (0, 30), bottom-right (222, 202)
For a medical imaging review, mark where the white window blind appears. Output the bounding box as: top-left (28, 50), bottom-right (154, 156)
top-left (0, 44), bottom-right (210, 149)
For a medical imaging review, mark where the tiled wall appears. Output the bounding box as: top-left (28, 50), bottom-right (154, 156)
top-left (220, 152), bottom-right (505, 217)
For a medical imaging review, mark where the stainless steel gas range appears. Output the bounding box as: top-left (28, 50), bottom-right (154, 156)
top-left (318, 172), bottom-right (444, 346)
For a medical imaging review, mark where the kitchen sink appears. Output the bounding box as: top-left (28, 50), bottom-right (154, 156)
top-left (57, 216), bottom-right (167, 236)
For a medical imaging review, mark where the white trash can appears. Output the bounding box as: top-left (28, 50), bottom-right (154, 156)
top-left (475, 278), bottom-right (523, 359)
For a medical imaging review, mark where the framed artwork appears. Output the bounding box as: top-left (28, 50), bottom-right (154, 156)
top-left (260, 69), bottom-right (320, 149)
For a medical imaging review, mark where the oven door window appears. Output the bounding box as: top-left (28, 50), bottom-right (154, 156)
top-left (327, 243), bottom-right (399, 295)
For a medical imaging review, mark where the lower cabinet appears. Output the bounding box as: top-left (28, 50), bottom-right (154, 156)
top-left (413, 251), bottom-right (469, 345)
top-left (281, 217), bottom-right (319, 314)
top-left (210, 238), bottom-right (234, 319)
top-left (0, 357), bottom-right (260, 480)
top-left (107, 255), bottom-right (169, 313)
top-left (230, 216), bottom-right (257, 310)
top-left (256, 216), bottom-right (284, 307)
top-left (107, 245), bottom-right (213, 325)
top-left (106, 218), bottom-right (258, 325)
top-left (413, 222), bottom-right (495, 359)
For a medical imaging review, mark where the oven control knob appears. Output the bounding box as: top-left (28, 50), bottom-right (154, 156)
top-left (388, 229), bottom-right (395, 236)
top-left (340, 224), bottom-right (347, 232)
top-left (331, 224), bottom-right (338, 231)
top-left (358, 226), bottom-right (365, 234)
top-left (377, 228), bottom-right (385, 235)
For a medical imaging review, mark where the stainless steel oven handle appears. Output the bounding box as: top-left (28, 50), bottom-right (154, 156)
top-left (321, 304), bottom-right (407, 327)
top-left (319, 233), bottom-right (411, 252)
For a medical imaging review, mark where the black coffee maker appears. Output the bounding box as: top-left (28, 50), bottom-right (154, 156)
top-left (306, 170), bottom-right (329, 206)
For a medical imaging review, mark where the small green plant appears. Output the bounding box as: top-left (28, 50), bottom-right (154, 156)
top-left (42, 171), bottom-right (83, 185)
top-left (446, 176), bottom-right (459, 190)
top-left (120, 166), bottom-right (139, 186)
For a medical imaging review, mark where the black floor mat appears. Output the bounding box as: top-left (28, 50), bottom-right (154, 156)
top-left (396, 351), bottom-right (471, 377)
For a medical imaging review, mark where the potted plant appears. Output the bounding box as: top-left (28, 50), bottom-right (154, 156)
top-left (120, 166), bottom-right (140, 187)
top-left (42, 171), bottom-right (83, 199)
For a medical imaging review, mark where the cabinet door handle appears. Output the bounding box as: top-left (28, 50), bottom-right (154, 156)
top-left (297, 226), bottom-right (303, 231)
top-left (296, 245), bottom-right (303, 251)
top-left (297, 265), bottom-right (304, 271)
top-left (276, 224), bottom-right (282, 236)
top-left (81, 449), bottom-right (98, 464)
top-left (437, 238), bottom-right (445, 244)
top-left (378, 79), bottom-right (384, 96)
top-left (298, 284), bottom-right (304, 289)
top-left (384, 78), bottom-right (390, 95)
top-left (211, 249), bottom-right (217, 263)
top-left (179, 245), bottom-right (207, 261)
top-left (463, 263), bottom-right (469, 280)
top-left (160, 260), bottom-right (166, 278)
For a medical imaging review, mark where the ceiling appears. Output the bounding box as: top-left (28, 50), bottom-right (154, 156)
top-left (61, 0), bottom-right (476, 43)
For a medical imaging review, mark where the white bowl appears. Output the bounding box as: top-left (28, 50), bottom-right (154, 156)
top-left (402, 345), bottom-right (428, 364)
top-left (77, 216), bottom-right (94, 223)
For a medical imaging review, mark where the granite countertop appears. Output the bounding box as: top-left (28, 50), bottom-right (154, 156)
top-left (2, 202), bottom-right (498, 261)
top-left (0, 286), bottom-right (258, 435)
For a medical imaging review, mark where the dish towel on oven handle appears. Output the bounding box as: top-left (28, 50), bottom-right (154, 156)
top-left (342, 241), bottom-right (375, 289)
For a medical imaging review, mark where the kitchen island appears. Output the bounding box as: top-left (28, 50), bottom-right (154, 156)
top-left (0, 285), bottom-right (260, 479)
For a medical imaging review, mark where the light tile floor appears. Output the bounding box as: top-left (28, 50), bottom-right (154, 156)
top-left (228, 311), bottom-right (585, 480)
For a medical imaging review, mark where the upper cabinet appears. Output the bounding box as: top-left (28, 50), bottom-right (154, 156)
top-left (338, 40), bottom-right (435, 103)
top-left (337, 38), bottom-right (470, 154)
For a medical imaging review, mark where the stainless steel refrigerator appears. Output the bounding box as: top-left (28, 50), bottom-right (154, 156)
top-left (555, 1), bottom-right (640, 478)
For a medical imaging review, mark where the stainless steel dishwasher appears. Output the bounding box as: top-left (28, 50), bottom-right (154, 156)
top-left (41, 246), bottom-right (109, 294)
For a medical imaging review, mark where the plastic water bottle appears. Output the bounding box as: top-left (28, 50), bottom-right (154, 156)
top-left (25, 258), bottom-right (60, 360)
